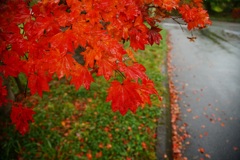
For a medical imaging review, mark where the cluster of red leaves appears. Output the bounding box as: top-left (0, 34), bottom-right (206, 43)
top-left (179, 4), bottom-right (212, 30)
top-left (106, 79), bottom-right (159, 115)
top-left (154, 0), bottom-right (180, 11)
top-left (10, 104), bottom-right (35, 135)
top-left (0, 0), bottom-right (211, 135)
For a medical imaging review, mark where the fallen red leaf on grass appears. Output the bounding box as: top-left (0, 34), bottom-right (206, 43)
top-left (106, 144), bottom-right (112, 149)
top-left (141, 142), bottom-right (147, 149)
top-left (86, 153), bottom-right (92, 160)
top-left (95, 151), bottom-right (102, 158)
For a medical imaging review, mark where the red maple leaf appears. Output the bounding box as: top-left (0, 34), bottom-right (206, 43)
top-left (70, 65), bottom-right (94, 90)
top-left (129, 27), bottom-right (148, 51)
top-left (10, 104), bottom-right (35, 135)
top-left (148, 27), bottom-right (162, 45)
top-left (106, 79), bottom-right (143, 115)
top-left (118, 62), bottom-right (148, 81)
top-left (82, 47), bottom-right (102, 68)
top-left (139, 79), bottom-right (161, 105)
top-left (96, 57), bottom-right (117, 80)
top-left (28, 71), bottom-right (51, 97)
top-left (47, 50), bottom-right (76, 79)
top-left (1, 51), bottom-right (25, 77)
top-left (50, 29), bottom-right (77, 54)
top-left (24, 16), bottom-right (59, 41)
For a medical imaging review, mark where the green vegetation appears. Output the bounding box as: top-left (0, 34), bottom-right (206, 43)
top-left (204, 0), bottom-right (240, 22)
top-left (0, 30), bottom-right (168, 160)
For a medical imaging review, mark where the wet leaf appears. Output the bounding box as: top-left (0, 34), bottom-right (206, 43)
top-left (233, 147), bottom-right (239, 151)
top-left (198, 147), bottom-right (205, 154)
top-left (205, 153), bottom-right (211, 158)
top-left (201, 125), bottom-right (205, 128)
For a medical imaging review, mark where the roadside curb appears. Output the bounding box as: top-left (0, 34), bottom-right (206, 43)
top-left (156, 31), bottom-right (173, 160)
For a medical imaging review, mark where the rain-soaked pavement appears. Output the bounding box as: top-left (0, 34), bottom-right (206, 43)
top-left (162, 20), bottom-right (240, 160)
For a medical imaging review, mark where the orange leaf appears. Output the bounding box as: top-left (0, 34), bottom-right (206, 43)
top-left (126, 49), bottom-right (136, 62)
top-left (205, 154), bottom-right (211, 158)
top-left (141, 142), bottom-right (147, 149)
top-left (198, 147), bottom-right (205, 154)
top-left (221, 122), bottom-right (225, 127)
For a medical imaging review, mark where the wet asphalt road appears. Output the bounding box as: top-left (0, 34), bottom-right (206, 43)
top-left (162, 20), bottom-right (240, 160)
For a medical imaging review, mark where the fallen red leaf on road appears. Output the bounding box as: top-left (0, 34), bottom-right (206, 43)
top-left (187, 108), bottom-right (192, 113)
top-left (205, 153), bottom-right (211, 158)
top-left (233, 147), bottom-right (239, 151)
top-left (198, 147), bottom-right (205, 154)
top-left (204, 132), bottom-right (208, 136)
top-left (221, 122), bottom-right (225, 127)
top-left (193, 115), bottom-right (199, 119)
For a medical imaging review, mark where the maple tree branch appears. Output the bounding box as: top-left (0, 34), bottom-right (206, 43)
top-left (24, 54), bottom-right (29, 60)
top-left (90, 67), bottom-right (99, 74)
top-left (0, 0), bottom-right (212, 136)
top-left (172, 17), bottom-right (186, 32)
top-left (24, 79), bottom-right (28, 97)
top-left (0, 75), bottom-right (15, 117)
top-left (14, 77), bottom-right (24, 94)
top-left (116, 70), bottom-right (126, 79)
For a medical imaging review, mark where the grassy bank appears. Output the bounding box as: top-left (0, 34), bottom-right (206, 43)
top-left (0, 30), bottom-right (168, 160)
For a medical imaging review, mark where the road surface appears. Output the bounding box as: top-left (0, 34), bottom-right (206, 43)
top-left (162, 20), bottom-right (240, 160)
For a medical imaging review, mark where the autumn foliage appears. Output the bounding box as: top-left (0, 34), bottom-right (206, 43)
top-left (0, 0), bottom-right (211, 135)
